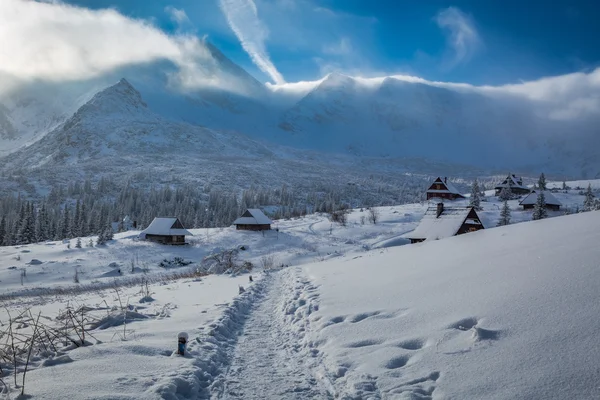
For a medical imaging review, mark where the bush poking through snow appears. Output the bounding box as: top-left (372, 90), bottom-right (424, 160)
top-left (368, 207), bottom-right (380, 224)
top-left (159, 257), bottom-right (192, 269)
top-left (202, 248), bottom-right (252, 275)
top-left (260, 254), bottom-right (277, 270)
top-left (329, 209), bottom-right (349, 226)
top-left (0, 305), bottom-right (100, 397)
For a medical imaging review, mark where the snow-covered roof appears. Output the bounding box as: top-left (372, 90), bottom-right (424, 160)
top-left (519, 190), bottom-right (562, 206)
top-left (404, 206), bottom-right (472, 241)
top-left (495, 174), bottom-right (528, 190)
top-left (138, 217), bottom-right (192, 239)
top-left (233, 209), bottom-right (273, 225)
top-left (426, 177), bottom-right (462, 195)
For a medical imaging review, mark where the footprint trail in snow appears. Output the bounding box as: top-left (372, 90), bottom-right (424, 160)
top-left (212, 270), bottom-right (329, 399)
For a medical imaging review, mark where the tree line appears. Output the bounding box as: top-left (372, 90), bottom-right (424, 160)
top-left (0, 176), bottom-right (429, 246)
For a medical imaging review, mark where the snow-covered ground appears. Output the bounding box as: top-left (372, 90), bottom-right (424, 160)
top-left (0, 187), bottom-right (596, 399)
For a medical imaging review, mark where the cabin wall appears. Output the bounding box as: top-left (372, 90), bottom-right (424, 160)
top-left (235, 224), bottom-right (271, 231)
top-left (426, 193), bottom-right (462, 200)
top-left (456, 223), bottom-right (484, 236)
top-left (145, 234), bottom-right (187, 245)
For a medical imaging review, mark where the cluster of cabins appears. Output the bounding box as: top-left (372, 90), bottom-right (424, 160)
top-left (138, 209), bottom-right (273, 245)
top-left (135, 174), bottom-right (561, 246)
top-left (404, 174), bottom-right (562, 244)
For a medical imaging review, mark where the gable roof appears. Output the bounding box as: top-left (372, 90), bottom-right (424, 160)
top-left (138, 217), bottom-right (192, 238)
top-left (426, 177), bottom-right (463, 196)
top-left (233, 209), bottom-right (273, 225)
top-left (519, 190), bottom-right (562, 206)
top-left (495, 174), bottom-right (528, 190)
top-left (404, 206), bottom-right (478, 241)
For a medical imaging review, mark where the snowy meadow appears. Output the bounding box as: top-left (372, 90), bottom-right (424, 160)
top-left (0, 185), bottom-right (598, 399)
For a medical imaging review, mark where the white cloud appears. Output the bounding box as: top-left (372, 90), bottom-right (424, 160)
top-left (164, 5), bottom-right (193, 33)
top-left (268, 67), bottom-right (600, 121)
top-left (0, 0), bottom-right (241, 93)
top-left (435, 7), bottom-right (481, 67)
top-left (218, 0), bottom-right (286, 85)
top-left (165, 6), bottom-right (190, 26)
top-left (483, 68), bottom-right (600, 120)
top-left (322, 37), bottom-right (352, 56)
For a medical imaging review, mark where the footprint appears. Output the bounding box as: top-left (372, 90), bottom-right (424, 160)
top-left (322, 315), bottom-right (346, 328)
top-left (349, 311), bottom-right (380, 323)
top-left (448, 317), bottom-right (478, 331)
top-left (472, 327), bottom-right (501, 341)
top-left (396, 338), bottom-right (425, 350)
top-left (403, 371), bottom-right (440, 385)
top-left (385, 355), bottom-right (411, 369)
top-left (346, 339), bottom-right (383, 348)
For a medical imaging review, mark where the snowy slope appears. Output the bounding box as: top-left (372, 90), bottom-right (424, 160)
top-left (300, 211), bottom-right (600, 399)
top-left (0, 203), bottom-right (597, 398)
top-left (0, 44), bottom-right (598, 178)
top-left (276, 73), bottom-right (595, 175)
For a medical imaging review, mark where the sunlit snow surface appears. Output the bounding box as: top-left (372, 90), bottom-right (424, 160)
top-left (0, 194), bottom-right (598, 399)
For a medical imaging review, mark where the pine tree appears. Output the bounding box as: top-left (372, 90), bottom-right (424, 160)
top-left (533, 191), bottom-right (548, 220)
top-left (0, 216), bottom-right (6, 246)
top-left (499, 184), bottom-right (512, 201)
top-left (583, 184), bottom-right (594, 212)
top-left (73, 200), bottom-right (81, 237)
top-left (61, 205), bottom-right (71, 239)
top-left (497, 199), bottom-right (511, 226)
top-left (469, 179), bottom-right (482, 210)
top-left (538, 173), bottom-right (547, 191)
top-left (96, 231), bottom-right (106, 246)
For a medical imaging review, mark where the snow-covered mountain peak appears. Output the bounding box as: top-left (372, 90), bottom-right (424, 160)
top-left (81, 78), bottom-right (148, 116)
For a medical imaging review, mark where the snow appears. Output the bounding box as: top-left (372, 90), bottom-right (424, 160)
top-left (404, 206), bottom-right (473, 241)
top-left (0, 193), bottom-right (598, 398)
top-left (232, 209), bottom-right (273, 226)
top-left (3, 63), bottom-right (600, 177)
top-left (303, 210), bottom-right (600, 399)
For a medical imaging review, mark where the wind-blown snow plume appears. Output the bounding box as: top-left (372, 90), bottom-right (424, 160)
top-left (435, 7), bottom-right (481, 66)
top-left (0, 0), bottom-right (222, 92)
top-left (219, 0), bottom-right (286, 85)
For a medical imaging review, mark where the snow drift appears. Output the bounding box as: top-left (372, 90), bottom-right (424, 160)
top-left (303, 211), bottom-right (600, 399)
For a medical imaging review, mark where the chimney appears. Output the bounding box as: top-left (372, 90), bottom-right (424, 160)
top-left (436, 202), bottom-right (444, 218)
top-left (444, 177), bottom-right (447, 183)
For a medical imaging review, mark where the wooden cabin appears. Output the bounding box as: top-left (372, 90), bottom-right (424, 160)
top-left (519, 190), bottom-right (562, 211)
top-left (495, 174), bottom-right (530, 195)
top-left (138, 217), bottom-right (192, 245)
top-left (233, 209), bottom-right (272, 231)
top-left (426, 177), bottom-right (465, 200)
top-left (404, 203), bottom-right (484, 243)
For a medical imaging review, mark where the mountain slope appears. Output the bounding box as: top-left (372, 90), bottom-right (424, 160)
top-left (0, 43), bottom-right (598, 178)
top-left (276, 74), bottom-right (586, 172)
top-left (1, 79), bottom-right (435, 203)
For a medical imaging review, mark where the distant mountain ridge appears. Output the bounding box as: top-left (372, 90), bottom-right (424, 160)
top-left (1, 42), bottom-right (598, 179)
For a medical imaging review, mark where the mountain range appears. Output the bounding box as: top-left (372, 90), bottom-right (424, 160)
top-left (0, 42), bottom-right (598, 193)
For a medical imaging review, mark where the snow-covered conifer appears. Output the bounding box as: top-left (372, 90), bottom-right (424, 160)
top-left (533, 191), bottom-right (548, 220)
top-left (583, 184), bottom-right (594, 212)
top-left (498, 200), bottom-right (511, 226)
top-left (469, 179), bottom-right (482, 210)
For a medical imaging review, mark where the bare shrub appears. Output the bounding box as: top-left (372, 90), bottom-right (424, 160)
top-left (260, 254), bottom-right (276, 270)
top-left (368, 207), bottom-right (380, 224)
top-left (329, 209), bottom-right (349, 226)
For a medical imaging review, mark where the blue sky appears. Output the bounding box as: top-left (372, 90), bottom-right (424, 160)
top-left (27, 0), bottom-right (600, 85)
